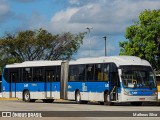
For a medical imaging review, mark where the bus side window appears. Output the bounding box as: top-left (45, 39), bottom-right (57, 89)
top-left (10, 68), bottom-right (19, 83)
top-left (103, 64), bottom-right (109, 81)
top-left (69, 65), bottom-right (78, 81)
top-left (78, 65), bottom-right (85, 81)
top-left (95, 64), bottom-right (103, 81)
top-left (33, 67), bottom-right (44, 82)
top-left (10, 72), bottom-right (18, 83)
top-left (86, 64), bottom-right (94, 81)
top-left (56, 66), bottom-right (61, 81)
top-left (3, 68), bottom-right (9, 83)
top-left (23, 68), bottom-right (32, 82)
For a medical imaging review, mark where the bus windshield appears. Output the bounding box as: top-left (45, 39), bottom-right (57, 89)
top-left (120, 66), bottom-right (156, 89)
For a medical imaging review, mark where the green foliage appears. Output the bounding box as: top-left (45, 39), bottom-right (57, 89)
top-left (0, 28), bottom-right (85, 74)
top-left (119, 9), bottom-right (160, 71)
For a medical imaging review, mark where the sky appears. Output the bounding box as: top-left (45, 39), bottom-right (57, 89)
top-left (0, 0), bottom-right (160, 59)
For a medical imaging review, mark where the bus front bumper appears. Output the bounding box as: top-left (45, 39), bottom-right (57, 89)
top-left (121, 95), bottom-right (157, 102)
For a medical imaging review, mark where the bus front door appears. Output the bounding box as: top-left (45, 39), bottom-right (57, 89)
top-left (10, 72), bottom-right (17, 98)
top-left (109, 72), bottom-right (120, 102)
top-left (45, 71), bottom-right (55, 98)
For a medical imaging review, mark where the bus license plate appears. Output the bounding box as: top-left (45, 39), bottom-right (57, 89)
top-left (139, 98), bottom-right (145, 100)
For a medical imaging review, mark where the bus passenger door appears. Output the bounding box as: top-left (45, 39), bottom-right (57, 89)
top-left (109, 63), bottom-right (120, 102)
top-left (109, 72), bottom-right (120, 101)
top-left (45, 71), bottom-right (55, 98)
top-left (10, 72), bottom-right (18, 98)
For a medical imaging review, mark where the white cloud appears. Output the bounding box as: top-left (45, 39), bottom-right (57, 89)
top-left (50, 0), bottom-right (160, 34)
top-left (49, 0), bottom-right (160, 58)
top-left (50, 8), bottom-right (80, 33)
top-left (51, 8), bottom-right (79, 23)
top-left (14, 11), bottom-right (46, 32)
top-left (0, 5), bottom-right (8, 16)
top-left (0, 2), bottom-right (10, 22)
top-left (8, 0), bottom-right (159, 58)
top-left (69, 0), bottom-right (80, 5)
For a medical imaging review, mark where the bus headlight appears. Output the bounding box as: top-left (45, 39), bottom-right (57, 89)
top-left (154, 91), bottom-right (158, 95)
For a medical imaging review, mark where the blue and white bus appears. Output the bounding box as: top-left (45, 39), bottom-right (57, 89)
top-left (2, 56), bottom-right (157, 105)
top-left (2, 61), bottom-right (62, 103)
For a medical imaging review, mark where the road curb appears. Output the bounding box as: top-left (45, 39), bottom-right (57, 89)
top-left (0, 98), bottom-right (19, 100)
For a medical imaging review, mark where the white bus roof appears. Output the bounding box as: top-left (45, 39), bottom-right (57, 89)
top-left (6, 60), bottom-right (62, 68)
top-left (5, 56), bottom-right (151, 68)
top-left (70, 56), bottom-right (151, 67)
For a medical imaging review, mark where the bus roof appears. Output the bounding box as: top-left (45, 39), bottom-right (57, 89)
top-left (5, 56), bottom-right (151, 68)
top-left (69, 56), bottom-right (151, 67)
top-left (6, 60), bottom-right (62, 68)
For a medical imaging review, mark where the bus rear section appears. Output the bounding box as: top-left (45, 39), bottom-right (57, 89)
top-left (2, 61), bottom-right (62, 103)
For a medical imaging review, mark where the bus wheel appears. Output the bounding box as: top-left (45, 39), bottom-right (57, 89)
top-left (23, 90), bottom-right (31, 102)
top-left (75, 91), bottom-right (81, 104)
top-left (43, 99), bottom-right (54, 103)
top-left (104, 92), bottom-right (114, 105)
top-left (131, 102), bottom-right (142, 106)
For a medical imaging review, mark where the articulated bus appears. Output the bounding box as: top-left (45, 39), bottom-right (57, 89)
top-left (2, 56), bottom-right (157, 105)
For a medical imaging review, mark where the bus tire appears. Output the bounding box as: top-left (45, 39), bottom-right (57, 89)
top-left (43, 99), bottom-right (54, 103)
top-left (104, 92), bottom-right (114, 106)
top-left (75, 91), bottom-right (82, 104)
top-left (23, 90), bottom-right (31, 102)
top-left (131, 102), bottom-right (142, 106)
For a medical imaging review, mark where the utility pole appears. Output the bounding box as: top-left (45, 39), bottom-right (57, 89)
top-left (86, 27), bottom-right (93, 57)
top-left (102, 36), bottom-right (107, 56)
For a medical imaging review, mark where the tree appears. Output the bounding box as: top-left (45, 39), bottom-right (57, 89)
top-left (0, 28), bottom-right (85, 73)
top-left (119, 9), bottom-right (160, 71)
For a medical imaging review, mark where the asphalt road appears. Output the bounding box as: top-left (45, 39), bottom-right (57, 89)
top-left (0, 100), bottom-right (159, 120)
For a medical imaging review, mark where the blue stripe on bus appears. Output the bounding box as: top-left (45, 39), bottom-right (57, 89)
top-left (124, 87), bottom-right (157, 91)
top-left (2, 78), bottom-right (155, 95)
top-left (2, 82), bottom-right (61, 92)
top-left (68, 82), bottom-right (110, 93)
top-left (129, 91), bottom-right (153, 96)
top-left (3, 81), bottom-right (111, 93)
